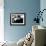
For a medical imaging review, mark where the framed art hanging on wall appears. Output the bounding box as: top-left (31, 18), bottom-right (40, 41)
top-left (10, 13), bottom-right (26, 26)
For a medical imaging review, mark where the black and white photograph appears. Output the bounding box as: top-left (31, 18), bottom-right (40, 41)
top-left (10, 13), bottom-right (26, 25)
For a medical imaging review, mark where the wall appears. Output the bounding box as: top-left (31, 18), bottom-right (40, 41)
top-left (4, 0), bottom-right (40, 42)
top-left (40, 0), bottom-right (46, 27)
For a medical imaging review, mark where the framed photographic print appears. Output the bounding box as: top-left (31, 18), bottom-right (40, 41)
top-left (10, 13), bottom-right (26, 26)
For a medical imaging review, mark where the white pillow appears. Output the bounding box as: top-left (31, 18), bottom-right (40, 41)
top-left (17, 37), bottom-right (25, 46)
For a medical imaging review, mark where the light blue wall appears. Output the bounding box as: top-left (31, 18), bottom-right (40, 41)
top-left (40, 0), bottom-right (46, 27)
top-left (4, 0), bottom-right (40, 42)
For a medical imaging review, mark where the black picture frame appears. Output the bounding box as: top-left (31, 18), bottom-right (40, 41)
top-left (10, 13), bottom-right (26, 26)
